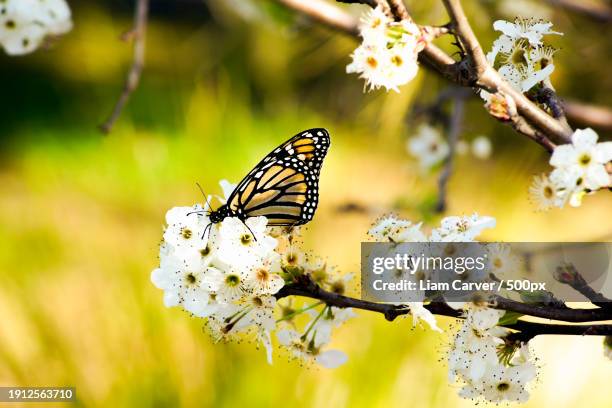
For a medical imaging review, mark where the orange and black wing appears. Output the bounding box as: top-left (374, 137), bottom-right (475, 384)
top-left (225, 128), bottom-right (330, 226)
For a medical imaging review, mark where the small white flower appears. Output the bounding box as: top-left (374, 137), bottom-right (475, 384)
top-left (358, 6), bottom-right (390, 43)
top-left (245, 255), bottom-right (284, 295)
top-left (306, 306), bottom-right (356, 347)
top-left (408, 302), bottom-right (442, 332)
top-left (217, 216), bottom-right (277, 270)
top-left (234, 294), bottom-right (277, 331)
top-left (486, 243), bottom-right (521, 279)
top-left (201, 265), bottom-right (249, 303)
top-left (550, 128), bottom-right (612, 191)
top-left (0, 0), bottom-right (72, 56)
top-left (369, 214), bottom-right (426, 242)
top-left (163, 205), bottom-right (209, 252)
top-left (471, 136), bottom-right (492, 159)
top-left (493, 17), bottom-right (561, 47)
top-left (430, 214), bottom-right (496, 242)
top-left (276, 328), bottom-right (348, 368)
top-left (528, 173), bottom-right (566, 210)
top-left (480, 364), bottom-right (535, 403)
top-left (407, 125), bottom-right (449, 170)
top-left (150, 244), bottom-right (218, 317)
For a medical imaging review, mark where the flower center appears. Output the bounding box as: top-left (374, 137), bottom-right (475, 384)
top-left (511, 48), bottom-right (527, 66)
top-left (252, 296), bottom-right (263, 307)
top-left (429, 142), bottom-right (439, 152)
top-left (286, 252), bottom-right (298, 265)
top-left (200, 245), bottom-right (210, 257)
top-left (366, 56), bottom-right (378, 69)
top-left (5, 20), bottom-right (15, 30)
top-left (391, 54), bottom-right (403, 67)
top-left (225, 274), bottom-right (240, 287)
top-left (493, 258), bottom-right (503, 268)
top-left (544, 185), bottom-right (554, 199)
top-left (240, 234), bottom-right (252, 245)
top-left (497, 382), bottom-right (510, 392)
top-left (181, 228), bottom-right (193, 239)
top-left (578, 153), bottom-right (591, 166)
top-left (256, 268), bottom-right (269, 281)
top-left (185, 273), bottom-right (197, 285)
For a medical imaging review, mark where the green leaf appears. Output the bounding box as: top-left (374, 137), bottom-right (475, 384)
top-left (498, 311), bottom-right (524, 326)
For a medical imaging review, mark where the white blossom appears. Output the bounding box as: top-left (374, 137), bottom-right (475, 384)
top-left (276, 328), bottom-right (348, 368)
top-left (528, 173), bottom-right (566, 210)
top-left (368, 214), bottom-right (426, 242)
top-left (430, 214), bottom-right (496, 242)
top-left (550, 128), bottom-right (612, 191)
top-left (347, 7), bottom-right (426, 92)
top-left (471, 136), bottom-right (492, 159)
top-left (150, 244), bottom-right (219, 317)
top-left (493, 17), bottom-right (561, 47)
top-left (217, 216), bottom-right (278, 270)
top-left (0, 0), bottom-right (72, 55)
top-left (407, 125), bottom-right (449, 170)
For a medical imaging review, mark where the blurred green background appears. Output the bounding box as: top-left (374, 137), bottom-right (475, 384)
top-left (0, 0), bottom-right (611, 407)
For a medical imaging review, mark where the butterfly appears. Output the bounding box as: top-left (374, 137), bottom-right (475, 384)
top-left (203, 128), bottom-right (330, 229)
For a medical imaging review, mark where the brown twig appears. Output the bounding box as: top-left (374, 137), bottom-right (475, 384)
top-left (435, 93), bottom-right (465, 213)
top-left (99, 0), bottom-right (150, 134)
top-left (388, 0), bottom-right (410, 21)
top-left (554, 263), bottom-right (612, 308)
top-left (547, 0), bottom-right (612, 23)
top-left (563, 100), bottom-right (612, 131)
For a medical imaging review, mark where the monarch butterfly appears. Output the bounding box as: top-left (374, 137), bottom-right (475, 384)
top-left (204, 128), bottom-right (330, 229)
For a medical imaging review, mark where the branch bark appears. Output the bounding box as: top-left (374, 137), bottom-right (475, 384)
top-left (275, 275), bottom-right (612, 339)
top-left (100, 0), bottom-right (150, 133)
top-left (563, 100), bottom-right (612, 131)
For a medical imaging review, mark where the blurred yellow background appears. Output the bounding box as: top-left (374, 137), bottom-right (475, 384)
top-left (0, 1), bottom-right (610, 407)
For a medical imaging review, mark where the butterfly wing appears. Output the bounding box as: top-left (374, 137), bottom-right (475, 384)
top-left (225, 128), bottom-right (330, 226)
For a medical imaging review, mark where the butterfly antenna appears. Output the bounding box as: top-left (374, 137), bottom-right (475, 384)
top-left (201, 222), bottom-right (212, 241)
top-left (196, 182), bottom-right (214, 212)
top-left (242, 220), bottom-right (258, 242)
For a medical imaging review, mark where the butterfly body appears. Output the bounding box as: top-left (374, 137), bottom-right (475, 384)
top-left (208, 128), bottom-right (330, 226)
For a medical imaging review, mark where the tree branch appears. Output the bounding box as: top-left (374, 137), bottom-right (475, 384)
top-left (440, 0), bottom-right (573, 143)
top-left (547, 0), bottom-right (612, 23)
top-left (275, 275), bottom-right (612, 339)
top-left (492, 295), bottom-right (612, 322)
top-left (100, 0), bottom-right (150, 133)
top-left (563, 100), bottom-right (612, 131)
top-left (554, 263), bottom-right (612, 308)
top-left (436, 92), bottom-right (465, 212)
top-left (275, 0), bottom-right (577, 150)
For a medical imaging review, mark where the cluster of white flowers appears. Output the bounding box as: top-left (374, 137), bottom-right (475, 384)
top-left (151, 181), bottom-right (354, 367)
top-left (483, 17), bottom-right (561, 102)
top-left (529, 128), bottom-right (612, 210)
top-left (0, 0), bottom-right (72, 56)
top-left (407, 126), bottom-right (493, 171)
top-left (346, 7), bottom-right (427, 92)
top-left (368, 213), bottom-right (497, 330)
top-left (369, 213), bottom-right (538, 402)
top-left (449, 306), bottom-right (537, 403)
